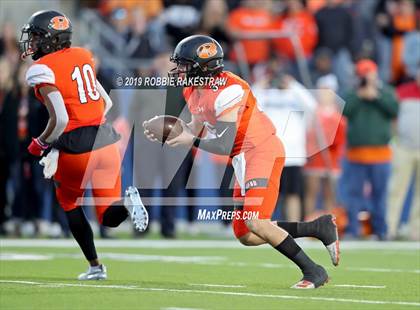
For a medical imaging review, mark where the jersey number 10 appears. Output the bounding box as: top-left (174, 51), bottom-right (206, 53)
top-left (71, 64), bottom-right (100, 104)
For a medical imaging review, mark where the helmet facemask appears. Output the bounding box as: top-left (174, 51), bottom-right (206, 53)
top-left (19, 26), bottom-right (45, 60)
top-left (168, 57), bottom-right (223, 79)
top-left (20, 25), bottom-right (71, 60)
top-left (168, 58), bottom-right (199, 79)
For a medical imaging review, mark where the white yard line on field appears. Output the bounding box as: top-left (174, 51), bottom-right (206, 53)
top-left (188, 283), bottom-right (245, 288)
top-left (0, 280), bottom-right (40, 285)
top-left (162, 308), bottom-right (203, 310)
top-left (0, 280), bottom-right (418, 307)
top-left (1, 251), bottom-right (420, 274)
top-left (1, 239), bottom-right (420, 251)
top-left (255, 263), bottom-right (420, 274)
top-left (0, 280), bottom-right (137, 290)
top-left (39, 283), bottom-right (138, 289)
top-left (334, 284), bottom-right (386, 289)
top-left (345, 267), bottom-right (420, 274)
top-left (0, 252), bottom-right (225, 264)
top-left (0, 253), bottom-right (53, 261)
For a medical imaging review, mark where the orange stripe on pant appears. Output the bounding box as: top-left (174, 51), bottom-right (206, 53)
top-left (54, 143), bottom-right (122, 223)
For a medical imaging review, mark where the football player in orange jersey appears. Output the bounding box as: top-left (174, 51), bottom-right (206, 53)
top-left (21, 10), bottom-right (148, 280)
top-left (145, 35), bottom-right (340, 289)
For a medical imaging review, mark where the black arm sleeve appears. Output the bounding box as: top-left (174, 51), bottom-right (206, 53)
top-left (193, 121), bottom-right (237, 155)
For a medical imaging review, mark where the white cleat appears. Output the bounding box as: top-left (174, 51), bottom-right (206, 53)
top-left (291, 280), bottom-right (316, 289)
top-left (125, 186), bottom-right (149, 232)
top-left (78, 264), bottom-right (107, 281)
top-left (326, 240), bottom-right (340, 267)
top-left (313, 214), bottom-right (340, 266)
top-left (290, 265), bottom-right (329, 289)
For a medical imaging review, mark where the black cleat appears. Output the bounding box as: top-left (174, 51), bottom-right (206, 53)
top-left (313, 214), bottom-right (340, 266)
top-left (291, 265), bottom-right (329, 289)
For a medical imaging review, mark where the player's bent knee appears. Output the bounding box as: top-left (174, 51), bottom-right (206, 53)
top-left (238, 237), bottom-right (252, 246)
top-left (238, 233), bottom-right (255, 246)
top-left (101, 204), bottom-right (129, 228)
top-left (245, 218), bottom-right (264, 235)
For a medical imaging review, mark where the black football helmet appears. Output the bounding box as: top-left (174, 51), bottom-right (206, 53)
top-left (169, 35), bottom-right (224, 78)
top-left (20, 10), bottom-right (72, 60)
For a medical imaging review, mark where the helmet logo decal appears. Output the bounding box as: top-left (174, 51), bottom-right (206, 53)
top-left (196, 42), bottom-right (217, 59)
top-left (49, 16), bottom-right (70, 30)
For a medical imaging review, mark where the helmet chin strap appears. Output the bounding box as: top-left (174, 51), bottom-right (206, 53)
top-left (21, 48), bottom-right (33, 60)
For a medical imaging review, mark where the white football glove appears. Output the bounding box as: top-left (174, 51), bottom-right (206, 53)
top-left (39, 148), bottom-right (59, 179)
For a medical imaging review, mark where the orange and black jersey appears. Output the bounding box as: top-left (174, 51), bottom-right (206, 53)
top-left (25, 47), bottom-right (119, 153)
top-left (183, 71), bottom-right (276, 156)
top-left (25, 47), bottom-right (105, 133)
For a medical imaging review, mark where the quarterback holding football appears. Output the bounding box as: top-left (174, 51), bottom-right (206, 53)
top-left (144, 35), bottom-right (340, 289)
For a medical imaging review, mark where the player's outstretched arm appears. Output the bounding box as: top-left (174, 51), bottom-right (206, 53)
top-left (27, 85), bottom-right (69, 156)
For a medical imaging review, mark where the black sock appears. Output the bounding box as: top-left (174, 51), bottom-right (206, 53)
top-left (277, 221), bottom-right (316, 238)
top-left (102, 199), bottom-right (129, 227)
top-left (276, 222), bottom-right (298, 237)
top-left (65, 208), bottom-right (97, 261)
top-left (274, 235), bottom-right (317, 272)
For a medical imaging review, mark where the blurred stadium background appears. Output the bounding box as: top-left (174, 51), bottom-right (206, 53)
top-left (0, 0), bottom-right (419, 241)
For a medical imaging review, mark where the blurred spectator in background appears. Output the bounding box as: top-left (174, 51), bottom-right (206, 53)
top-left (375, 0), bottom-right (417, 84)
top-left (402, 11), bottom-right (420, 79)
top-left (99, 0), bottom-right (163, 20)
top-left (105, 6), bottom-right (167, 59)
top-left (306, 0), bottom-right (327, 13)
top-left (0, 23), bottom-right (21, 234)
top-left (198, 0), bottom-right (231, 55)
top-left (0, 24), bottom-right (27, 234)
top-left (93, 55), bottom-right (113, 94)
top-left (343, 59), bottom-right (398, 240)
top-left (125, 7), bottom-right (167, 59)
top-left (375, 0), bottom-right (399, 83)
top-left (388, 0), bottom-right (416, 83)
top-left (254, 74), bottom-right (316, 221)
top-left (310, 47), bottom-right (334, 84)
top-left (228, 0), bottom-right (273, 66)
top-left (160, 0), bottom-right (201, 47)
top-left (315, 0), bottom-right (354, 92)
top-left (0, 23), bottom-right (20, 68)
top-left (0, 23), bottom-right (66, 237)
top-left (304, 74), bottom-right (346, 217)
top-left (346, 0), bottom-right (377, 60)
top-left (387, 68), bottom-right (420, 240)
top-left (110, 7), bottom-right (129, 33)
top-left (9, 63), bottom-right (48, 236)
top-left (273, 0), bottom-right (318, 80)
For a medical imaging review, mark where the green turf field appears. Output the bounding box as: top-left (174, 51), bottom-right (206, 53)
top-left (0, 239), bottom-right (419, 309)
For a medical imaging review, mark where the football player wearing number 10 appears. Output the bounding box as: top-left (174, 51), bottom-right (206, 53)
top-left (21, 10), bottom-right (149, 280)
